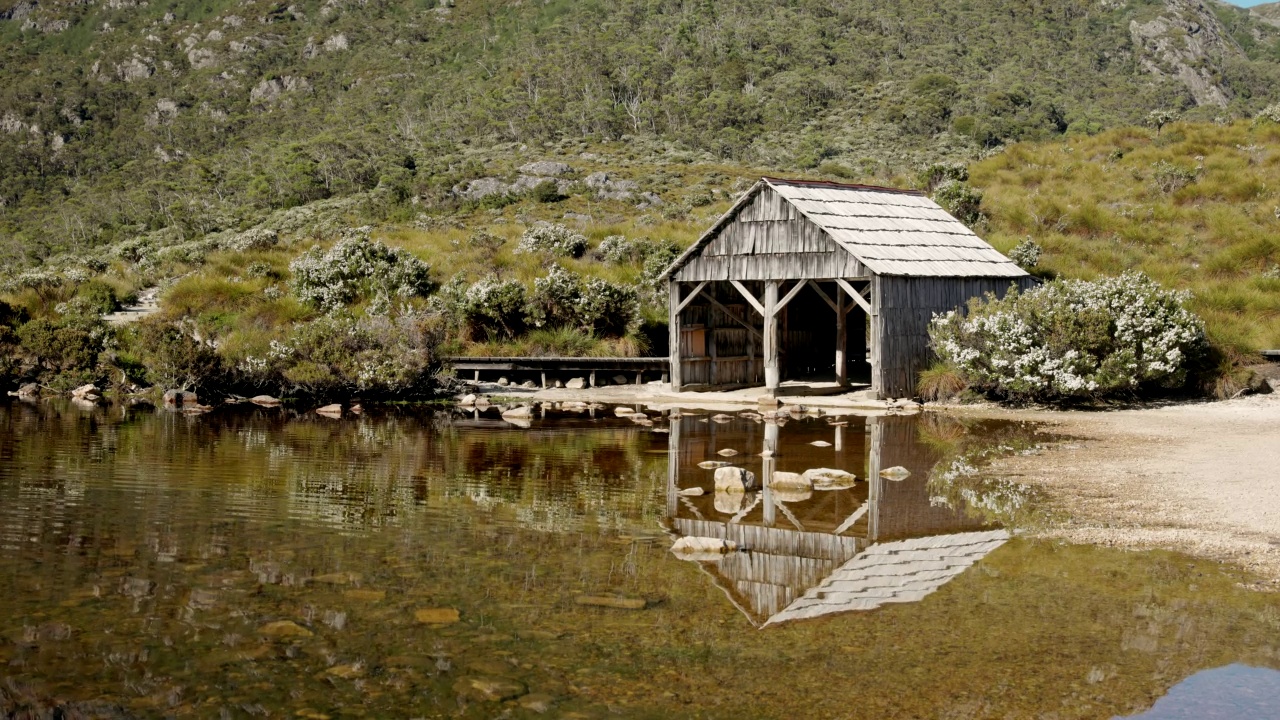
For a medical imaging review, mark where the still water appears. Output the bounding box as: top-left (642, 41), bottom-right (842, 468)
top-left (1, 399), bottom-right (1278, 718)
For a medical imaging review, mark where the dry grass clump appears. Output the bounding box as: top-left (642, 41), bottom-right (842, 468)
top-left (973, 120), bottom-right (1280, 354)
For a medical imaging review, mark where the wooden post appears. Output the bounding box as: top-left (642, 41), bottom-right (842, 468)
top-left (590, 370), bottom-right (596, 388)
top-left (474, 370), bottom-right (480, 383)
top-left (540, 371), bottom-right (547, 389)
top-left (763, 280), bottom-right (780, 392)
top-left (835, 283), bottom-right (847, 387)
top-left (668, 282), bottom-right (683, 392)
top-left (667, 414), bottom-right (681, 518)
top-left (707, 291), bottom-right (718, 386)
top-left (762, 421), bottom-right (779, 527)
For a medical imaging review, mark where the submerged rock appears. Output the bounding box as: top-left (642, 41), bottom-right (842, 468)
top-left (880, 466), bottom-right (912, 480)
top-left (714, 466), bottom-right (757, 493)
top-left (453, 675), bottom-right (528, 702)
top-left (414, 607), bottom-right (460, 624)
top-left (258, 620), bottom-right (313, 638)
top-left (676, 487), bottom-right (705, 497)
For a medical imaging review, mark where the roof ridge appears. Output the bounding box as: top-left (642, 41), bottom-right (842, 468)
top-left (762, 176), bottom-right (926, 196)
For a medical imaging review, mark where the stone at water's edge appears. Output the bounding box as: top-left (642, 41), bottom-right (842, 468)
top-left (613, 406), bottom-right (635, 416)
top-left (315, 404), bottom-right (342, 417)
top-left (880, 466), bottom-right (912, 480)
top-left (714, 466), bottom-right (757, 493)
top-left (13, 383), bottom-right (39, 398)
top-left (163, 389), bottom-right (198, 406)
top-left (250, 395), bottom-right (280, 406)
top-left (810, 440), bottom-right (832, 447)
top-left (677, 487), bottom-right (705, 496)
top-left (671, 536), bottom-right (737, 555)
top-left (502, 406), bottom-right (533, 418)
top-left (71, 383), bottom-right (98, 399)
top-left (717, 448), bottom-right (739, 457)
top-left (458, 393), bottom-right (477, 406)
top-left (497, 377), bottom-right (509, 386)
top-left (414, 607), bottom-right (460, 624)
top-left (565, 377), bottom-right (586, 389)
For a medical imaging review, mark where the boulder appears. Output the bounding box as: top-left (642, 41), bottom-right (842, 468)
top-left (458, 393), bottom-right (477, 406)
top-left (315, 403), bottom-right (342, 417)
top-left (70, 383), bottom-right (98, 399)
top-left (879, 466), bottom-right (912, 480)
top-left (670, 536), bottom-right (737, 558)
top-left (714, 466), bottom-right (757, 493)
top-left (519, 160), bottom-right (572, 177)
top-left (520, 380), bottom-right (537, 389)
top-left (613, 406), bottom-right (635, 416)
top-left (769, 471), bottom-right (812, 490)
top-left (612, 374), bottom-right (629, 385)
top-left (714, 490), bottom-right (751, 515)
top-left (250, 395), bottom-right (281, 406)
top-left (803, 468), bottom-right (857, 490)
top-left (502, 405), bottom-right (533, 418)
top-left (553, 379), bottom-right (564, 388)
top-left (163, 389), bottom-right (198, 406)
top-left (565, 377), bottom-right (586, 389)
top-left (496, 377), bottom-right (509, 386)
top-left (676, 487), bottom-right (705, 497)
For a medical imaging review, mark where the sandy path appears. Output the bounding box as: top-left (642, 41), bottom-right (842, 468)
top-left (970, 394), bottom-right (1280, 583)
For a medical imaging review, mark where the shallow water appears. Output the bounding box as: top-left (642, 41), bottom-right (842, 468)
top-left (1, 399), bottom-right (1278, 718)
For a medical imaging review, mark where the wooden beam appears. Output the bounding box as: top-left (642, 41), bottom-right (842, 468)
top-left (763, 281), bottom-right (780, 391)
top-left (807, 280), bottom-right (838, 312)
top-left (704, 294), bottom-right (762, 340)
top-left (835, 278), bottom-right (872, 315)
top-left (729, 280), bottom-right (765, 317)
top-left (772, 279), bottom-right (809, 316)
top-left (673, 280), bottom-right (708, 315)
top-left (668, 282), bottom-right (683, 391)
top-left (836, 288), bottom-right (847, 387)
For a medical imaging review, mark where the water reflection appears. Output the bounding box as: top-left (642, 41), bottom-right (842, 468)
top-left (664, 412), bottom-right (1012, 626)
top-left (1, 399), bottom-right (1277, 719)
top-left (1118, 664), bottom-right (1280, 719)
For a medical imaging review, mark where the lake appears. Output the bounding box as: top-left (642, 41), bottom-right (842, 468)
top-left (1, 399), bottom-right (1277, 718)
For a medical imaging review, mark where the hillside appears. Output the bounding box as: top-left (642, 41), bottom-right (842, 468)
top-left (5, 0), bottom-right (1280, 267)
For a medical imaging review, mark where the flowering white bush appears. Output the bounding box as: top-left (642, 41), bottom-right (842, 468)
top-left (930, 272), bottom-right (1205, 402)
top-left (514, 223), bottom-right (587, 258)
top-left (289, 230), bottom-right (432, 312)
top-left (1007, 238), bottom-right (1041, 269)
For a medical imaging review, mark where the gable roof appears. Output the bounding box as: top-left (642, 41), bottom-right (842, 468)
top-left (662, 178), bottom-right (1028, 279)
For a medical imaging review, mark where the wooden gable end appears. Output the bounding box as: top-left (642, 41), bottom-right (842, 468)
top-left (673, 186), bottom-right (868, 282)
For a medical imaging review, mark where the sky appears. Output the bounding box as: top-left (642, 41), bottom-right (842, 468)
top-left (1228, 0), bottom-right (1273, 6)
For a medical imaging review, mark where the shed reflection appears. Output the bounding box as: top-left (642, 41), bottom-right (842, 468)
top-left (664, 412), bottom-right (1009, 627)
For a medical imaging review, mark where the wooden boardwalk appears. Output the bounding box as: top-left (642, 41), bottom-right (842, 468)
top-left (446, 356), bottom-right (669, 386)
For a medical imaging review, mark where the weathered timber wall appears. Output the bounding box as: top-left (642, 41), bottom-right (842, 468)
top-left (872, 275), bottom-right (1039, 398)
top-left (674, 186), bottom-right (866, 282)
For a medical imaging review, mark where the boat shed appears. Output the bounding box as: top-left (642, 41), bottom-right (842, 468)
top-left (660, 177), bottom-right (1037, 398)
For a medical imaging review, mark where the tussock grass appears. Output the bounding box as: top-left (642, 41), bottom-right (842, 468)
top-left (975, 120), bottom-right (1280, 354)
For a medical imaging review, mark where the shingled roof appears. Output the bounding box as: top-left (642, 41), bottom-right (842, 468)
top-left (663, 178), bottom-right (1028, 279)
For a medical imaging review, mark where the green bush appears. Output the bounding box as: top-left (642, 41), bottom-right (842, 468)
top-left (515, 223), bottom-right (587, 258)
top-left (579, 278), bottom-right (639, 337)
top-left (461, 275), bottom-right (528, 340)
top-left (929, 272), bottom-right (1207, 403)
top-left (131, 321), bottom-right (225, 391)
top-left (932, 180), bottom-right (984, 225)
top-left (289, 230), bottom-right (433, 312)
top-left (526, 265), bottom-right (584, 330)
top-left (1008, 239), bottom-right (1042, 269)
top-left (16, 316), bottom-right (108, 380)
top-left (75, 280), bottom-right (120, 314)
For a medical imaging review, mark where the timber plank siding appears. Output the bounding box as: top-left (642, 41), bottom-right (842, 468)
top-left (662, 178), bottom-right (1034, 398)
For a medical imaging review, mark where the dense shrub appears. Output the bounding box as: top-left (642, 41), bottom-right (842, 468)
top-left (16, 316), bottom-right (109, 381)
top-left (932, 180), bottom-right (984, 226)
top-left (916, 162), bottom-right (968, 192)
top-left (237, 310), bottom-right (445, 398)
top-left (1007, 239), bottom-right (1042, 269)
top-left (75, 280), bottom-right (120, 314)
top-left (515, 223), bottom-right (587, 258)
top-left (579, 278), bottom-right (639, 337)
top-left (525, 265), bottom-right (584, 329)
top-left (289, 231), bottom-right (432, 311)
top-left (929, 272), bottom-right (1206, 402)
top-left (461, 275), bottom-right (528, 339)
top-left (131, 321), bottom-right (225, 391)
top-left (1149, 160), bottom-right (1199, 194)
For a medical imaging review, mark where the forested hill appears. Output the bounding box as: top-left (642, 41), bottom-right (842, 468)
top-left (5, 0), bottom-right (1280, 263)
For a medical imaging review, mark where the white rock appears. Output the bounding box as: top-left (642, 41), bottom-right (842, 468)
top-left (565, 377), bottom-right (586, 389)
top-left (497, 377), bottom-right (509, 386)
top-left (716, 448), bottom-right (739, 457)
top-left (714, 466), bottom-right (757, 493)
top-left (458, 393), bottom-right (477, 406)
top-left (316, 403), bottom-right (342, 417)
top-left (250, 395), bottom-right (281, 406)
top-left (676, 487), bottom-right (705, 497)
top-left (613, 406), bottom-right (635, 416)
top-left (803, 468), bottom-right (857, 490)
top-left (769, 471), bottom-right (811, 490)
top-left (670, 536), bottom-right (736, 555)
top-left (710, 414), bottom-right (732, 423)
top-left (502, 406), bottom-right (533, 418)
top-left (520, 380), bottom-right (537, 388)
top-left (714, 490), bottom-right (750, 515)
top-left (71, 383), bottom-right (98, 399)
top-left (880, 466), bottom-right (912, 480)
top-left (810, 440), bottom-right (832, 447)
top-left (772, 486), bottom-right (812, 503)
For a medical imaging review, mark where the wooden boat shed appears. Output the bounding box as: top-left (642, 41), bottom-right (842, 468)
top-left (660, 178), bottom-right (1036, 398)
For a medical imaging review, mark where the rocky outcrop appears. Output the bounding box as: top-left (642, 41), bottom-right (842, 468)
top-left (1129, 0), bottom-right (1242, 107)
